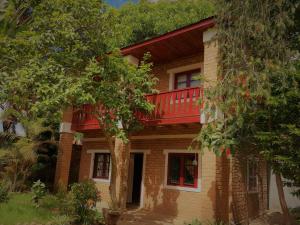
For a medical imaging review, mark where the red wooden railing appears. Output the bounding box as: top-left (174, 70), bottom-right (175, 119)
top-left (72, 87), bottom-right (203, 131)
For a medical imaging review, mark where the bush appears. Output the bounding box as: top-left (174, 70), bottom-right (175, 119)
top-left (0, 182), bottom-right (9, 203)
top-left (49, 215), bottom-right (73, 225)
top-left (31, 180), bottom-right (46, 205)
top-left (69, 180), bottom-right (101, 225)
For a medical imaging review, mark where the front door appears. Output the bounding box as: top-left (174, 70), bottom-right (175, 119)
top-left (68, 145), bottom-right (82, 186)
top-left (127, 153), bottom-right (144, 207)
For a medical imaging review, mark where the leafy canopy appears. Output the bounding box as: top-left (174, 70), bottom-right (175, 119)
top-left (0, 0), bottom-right (157, 141)
top-left (113, 0), bottom-right (215, 46)
top-left (196, 0), bottom-right (300, 194)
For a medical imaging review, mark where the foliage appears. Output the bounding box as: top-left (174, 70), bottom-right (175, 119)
top-left (0, 118), bottom-right (54, 191)
top-left (31, 179), bottom-right (46, 205)
top-left (196, 0), bottom-right (300, 195)
top-left (49, 215), bottom-right (73, 225)
top-left (0, 193), bottom-right (56, 225)
top-left (114, 0), bottom-right (215, 46)
top-left (0, 181), bottom-right (9, 203)
top-left (69, 180), bottom-right (101, 225)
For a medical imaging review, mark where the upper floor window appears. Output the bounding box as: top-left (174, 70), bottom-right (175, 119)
top-left (167, 153), bottom-right (198, 188)
top-left (247, 158), bottom-right (258, 193)
top-left (174, 69), bottom-right (201, 90)
top-left (93, 153), bottom-right (110, 179)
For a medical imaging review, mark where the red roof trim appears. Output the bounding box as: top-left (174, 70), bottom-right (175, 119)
top-left (121, 16), bottom-right (215, 55)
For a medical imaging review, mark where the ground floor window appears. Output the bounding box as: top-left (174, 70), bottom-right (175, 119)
top-left (247, 158), bottom-right (258, 192)
top-left (167, 153), bottom-right (198, 188)
top-left (93, 153), bottom-right (110, 179)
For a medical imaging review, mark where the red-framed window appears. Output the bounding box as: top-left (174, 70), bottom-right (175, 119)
top-left (93, 153), bottom-right (110, 179)
top-left (167, 153), bottom-right (198, 188)
top-left (174, 69), bottom-right (201, 90)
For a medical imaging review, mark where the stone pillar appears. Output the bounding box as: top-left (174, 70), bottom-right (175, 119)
top-left (54, 107), bottom-right (74, 189)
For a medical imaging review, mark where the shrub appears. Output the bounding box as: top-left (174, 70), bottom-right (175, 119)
top-left (69, 180), bottom-right (101, 225)
top-left (49, 215), bottom-right (73, 225)
top-left (0, 182), bottom-right (9, 203)
top-left (31, 180), bottom-right (46, 205)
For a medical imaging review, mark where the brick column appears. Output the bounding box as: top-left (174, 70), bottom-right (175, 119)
top-left (54, 107), bottom-right (74, 189)
top-left (202, 28), bottom-right (233, 223)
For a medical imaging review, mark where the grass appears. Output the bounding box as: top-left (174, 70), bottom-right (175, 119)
top-left (0, 193), bottom-right (57, 225)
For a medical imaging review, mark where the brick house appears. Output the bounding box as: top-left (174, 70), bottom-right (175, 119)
top-left (55, 17), bottom-right (268, 224)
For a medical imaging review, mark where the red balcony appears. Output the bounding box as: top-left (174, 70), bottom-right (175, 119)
top-left (71, 87), bottom-right (203, 131)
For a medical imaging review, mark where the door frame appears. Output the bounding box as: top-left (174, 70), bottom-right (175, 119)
top-left (130, 150), bottom-right (150, 209)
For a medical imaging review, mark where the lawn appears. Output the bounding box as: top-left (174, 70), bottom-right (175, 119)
top-left (0, 193), bottom-right (56, 225)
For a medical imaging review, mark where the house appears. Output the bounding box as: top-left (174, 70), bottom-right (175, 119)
top-left (54, 17), bottom-right (268, 224)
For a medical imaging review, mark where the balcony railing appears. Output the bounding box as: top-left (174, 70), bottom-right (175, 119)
top-left (72, 87), bottom-right (203, 131)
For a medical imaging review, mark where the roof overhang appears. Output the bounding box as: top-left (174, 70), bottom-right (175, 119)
top-left (121, 17), bottom-right (215, 64)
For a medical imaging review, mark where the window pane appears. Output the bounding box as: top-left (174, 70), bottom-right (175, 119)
top-left (168, 155), bottom-right (180, 185)
top-left (190, 72), bottom-right (201, 87)
top-left (93, 153), bottom-right (110, 179)
top-left (175, 74), bottom-right (188, 89)
top-left (184, 155), bottom-right (196, 186)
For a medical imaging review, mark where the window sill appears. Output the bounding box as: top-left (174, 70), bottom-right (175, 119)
top-left (164, 185), bottom-right (201, 192)
top-left (92, 178), bottom-right (110, 183)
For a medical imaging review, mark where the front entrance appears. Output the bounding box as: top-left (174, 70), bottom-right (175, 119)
top-left (68, 145), bottom-right (82, 186)
top-left (127, 153), bottom-right (144, 207)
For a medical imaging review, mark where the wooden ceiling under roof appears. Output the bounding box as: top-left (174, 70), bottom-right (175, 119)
top-left (121, 17), bottom-right (215, 64)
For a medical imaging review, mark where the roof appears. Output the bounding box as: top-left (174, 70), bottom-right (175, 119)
top-left (121, 16), bottom-right (215, 63)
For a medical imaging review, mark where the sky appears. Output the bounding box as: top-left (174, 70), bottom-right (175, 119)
top-left (105, 0), bottom-right (138, 8)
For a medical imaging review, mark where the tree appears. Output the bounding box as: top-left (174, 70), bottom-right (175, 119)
top-left (113, 0), bottom-right (215, 46)
top-left (196, 0), bottom-right (299, 224)
top-left (0, 0), bottom-right (156, 218)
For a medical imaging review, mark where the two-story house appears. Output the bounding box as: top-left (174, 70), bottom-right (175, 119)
top-left (54, 17), bottom-right (268, 224)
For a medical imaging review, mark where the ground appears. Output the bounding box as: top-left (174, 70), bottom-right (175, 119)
top-left (250, 210), bottom-right (300, 225)
top-left (0, 193), bottom-right (56, 225)
top-left (119, 209), bottom-right (300, 225)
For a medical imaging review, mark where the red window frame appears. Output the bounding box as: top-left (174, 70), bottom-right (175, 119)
top-left (93, 153), bottom-right (110, 179)
top-left (167, 153), bottom-right (198, 188)
top-left (174, 69), bottom-right (201, 90)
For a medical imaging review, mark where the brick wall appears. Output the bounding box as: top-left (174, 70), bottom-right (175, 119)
top-left (79, 134), bottom-right (217, 222)
top-left (231, 154), bottom-right (268, 224)
top-left (152, 53), bottom-right (203, 92)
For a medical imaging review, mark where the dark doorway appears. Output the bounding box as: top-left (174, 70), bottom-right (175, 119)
top-left (68, 145), bottom-right (82, 186)
top-left (127, 153), bottom-right (144, 207)
top-left (132, 153), bottom-right (144, 204)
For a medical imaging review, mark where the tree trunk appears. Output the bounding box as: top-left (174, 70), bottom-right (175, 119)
top-left (275, 173), bottom-right (292, 225)
top-left (106, 136), bottom-right (118, 210)
top-left (105, 134), bottom-right (131, 213)
top-left (118, 139), bottom-right (131, 210)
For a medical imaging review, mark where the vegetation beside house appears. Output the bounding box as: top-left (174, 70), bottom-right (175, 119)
top-left (197, 0), bottom-right (300, 224)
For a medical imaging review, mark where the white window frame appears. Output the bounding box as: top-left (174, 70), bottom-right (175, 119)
top-left (163, 149), bottom-right (201, 192)
top-left (247, 157), bottom-right (259, 193)
top-left (87, 149), bottom-right (111, 183)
